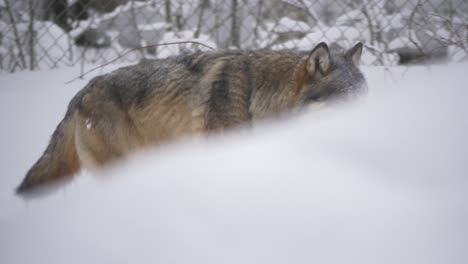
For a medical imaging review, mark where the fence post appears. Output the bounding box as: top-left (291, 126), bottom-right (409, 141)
top-left (231, 0), bottom-right (240, 48)
top-left (4, 0), bottom-right (27, 70)
top-left (28, 0), bottom-right (36, 70)
top-left (165, 0), bottom-right (172, 26)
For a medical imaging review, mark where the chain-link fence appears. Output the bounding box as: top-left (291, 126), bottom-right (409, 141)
top-left (1, 0), bottom-right (467, 72)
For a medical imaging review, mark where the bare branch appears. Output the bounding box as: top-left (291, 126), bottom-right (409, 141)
top-left (407, 0), bottom-right (425, 56)
top-left (28, 0), bottom-right (37, 70)
top-left (130, 0), bottom-right (145, 59)
top-left (295, 0), bottom-right (319, 24)
top-left (4, 0), bottom-right (26, 69)
top-left (194, 0), bottom-right (209, 39)
top-left (231, 0), bottom-right (240, 47)
top-left (65, 41), bottom-right (216, 84)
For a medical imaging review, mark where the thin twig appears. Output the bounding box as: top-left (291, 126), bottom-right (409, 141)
top-left (130, 0), bottom-right (145, 59)
top-left (28, 0), bottom-right (37, 70)
top-left (296, 0), bottom-right (319, 25)
top-left (194, 0), bottom-right (208, 38)
top-left (428, 12), bottom-right (467, 51)
top-left (408, 0), bottom-right (425, 56)
top-left (230, 0), bottom-right (239, 47)
top-left (65, 41), bottom-right (215, 84)
top-left (4, 0), bottom-right (27, 69)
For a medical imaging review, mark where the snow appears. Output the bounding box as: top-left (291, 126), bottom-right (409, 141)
top-left (138, 22), bottom-right (168, 32)
top-left (85, 118), bottom-right (92, 130)
top-left (389, 37), bottom-right (420, 50)
top-left (34, 22), bottom-right (70, 59)
top-left (275, 27), bottom-right (369, 52)
top-left (449, 46), bottom-right (468, 62)
top-left (336, 10), bottom-right (363, 26)
top-left (0, 62), bottom-right (468, 264)
top-left (100, 0), bottom-right (151, 22)
top-left (269, 17), bottom-right (311, 33)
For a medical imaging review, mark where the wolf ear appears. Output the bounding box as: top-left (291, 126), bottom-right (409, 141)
top-left (346, 42), bottom-right (363, 66)
top-left (306, 42), bottom-right (331, 75)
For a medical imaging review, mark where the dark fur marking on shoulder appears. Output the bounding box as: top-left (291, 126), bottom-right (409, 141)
top-left (110, 81), bottom-right (125, 108)
top-left (134, 85), bottom-right (153, 106)
top-left (181, 54), bottom-right (204, 73)
top-left (209, 79), bottom-right (229, 113)
top-left (206, 64), bottom-right (231, 129)
top-left (241, 59), bottom-right (254, 119)
top-left (173, 52), bottom-right (205, 73)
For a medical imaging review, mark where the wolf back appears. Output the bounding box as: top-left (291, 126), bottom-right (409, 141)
top-left (16, 42), bottom-right (367, 195)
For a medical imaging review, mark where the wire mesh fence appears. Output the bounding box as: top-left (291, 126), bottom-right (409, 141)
top-left (1, 0), bottom-right (467, 72)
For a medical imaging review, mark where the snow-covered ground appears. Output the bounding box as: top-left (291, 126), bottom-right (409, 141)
top-left (0, 62), bottom-right (467, 264)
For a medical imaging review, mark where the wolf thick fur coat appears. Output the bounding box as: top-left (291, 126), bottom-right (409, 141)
top-left (16, 42), bottom-right (367, 194)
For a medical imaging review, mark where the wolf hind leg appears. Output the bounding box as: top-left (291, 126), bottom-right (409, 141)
top-left (74, 102), bottom-right (143, 169)
top-left (16, 115), bottom-right (81, 195)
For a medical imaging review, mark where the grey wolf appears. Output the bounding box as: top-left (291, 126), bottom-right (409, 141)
top-left (16, 42), bottom-right (367, 194)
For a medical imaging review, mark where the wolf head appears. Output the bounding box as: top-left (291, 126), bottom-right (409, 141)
top-left (298, 42), bottom-right (367, 105)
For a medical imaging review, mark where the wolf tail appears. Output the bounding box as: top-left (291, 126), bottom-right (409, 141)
top-left (16, 113), bottom-right (80, 195)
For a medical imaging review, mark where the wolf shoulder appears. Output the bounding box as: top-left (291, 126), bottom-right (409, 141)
top-left (75, 50), bottom-right (302, 103)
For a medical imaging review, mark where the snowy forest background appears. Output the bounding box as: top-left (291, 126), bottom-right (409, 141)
top-left (1, 0), bottom-right (467, 72)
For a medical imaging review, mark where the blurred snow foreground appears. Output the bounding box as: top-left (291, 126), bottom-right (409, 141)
top-left (1, 62), bottom-right (468, 264)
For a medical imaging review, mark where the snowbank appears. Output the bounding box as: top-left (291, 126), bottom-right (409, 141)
top-left (0, 62), bottom-right (467, 264)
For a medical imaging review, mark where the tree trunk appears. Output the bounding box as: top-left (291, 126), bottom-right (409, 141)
top-left (165, 0), bottom-right (172, 27)
top-left (4, 0), bottom-right (27, 69)
top-left (231, 0), bottom-right (240, 48)
top-left (51, 0), bottom-right (71, 32)
top-left (194, 0), bottom-right (209, 38)
top-left (28, 0), bottom-right (37, 70)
